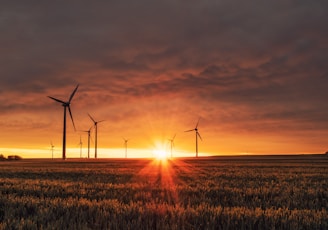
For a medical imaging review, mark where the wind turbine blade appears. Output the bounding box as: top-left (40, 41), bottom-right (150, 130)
top-left (197, 132), bottom-right (202, 141)
top-left (172, 133), bottom-right (176, 140)
top-left (69, 84), bottom-right (79, 103)
top-left (185, 129), bottom-right (194, 132)
top-left (68, 106), bottom-right (76, 131)
top-left (78, 129), bottom-right (87, 133)
top-left (98, 120), bottom-right (105, 123)
top-left (88, 113), bottom-right (96, 123)
top-left (88, 126), bottom-right (93, 135)
top-left (90, 133), bottom-right (94, 144)
top-left (48, 96), bottom-right (66, 104)
top-left (195, 117), bottom-right (201, 129)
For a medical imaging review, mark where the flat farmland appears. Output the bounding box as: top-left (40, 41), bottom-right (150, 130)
top-left (0, 155), bottom-right (327, 229)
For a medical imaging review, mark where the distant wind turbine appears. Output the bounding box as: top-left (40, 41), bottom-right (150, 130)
top-left (50, 141), bottom-right (55, 160)
top-left (88, 113), bottom-right (105, 159)
top-left (123, 138), bottom-right (129, 158)
top-left (48, 84), bottom-right (79, 160)
top-left (81, 126), bottom-right (92, 159)
top-left (185, 118), bottom-right (202, 157)
top-left (168, 134), bottom-right (176, 158)
top-left (78, 135), bottom-right (83, 158)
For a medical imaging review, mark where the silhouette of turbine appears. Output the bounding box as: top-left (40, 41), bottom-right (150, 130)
top-left (123, 138), bottom-right (129, 158)
top-left (88, 113), bottom-right (104, 159)
top-left (48, 84), bottom-right (79, 160)
top-left (168, 134), bottom-right (176, 158)
top-left (185, 118), bottom-right (202, 157)
top-left (78, 135), bottom-right (83, 158)
top-left (50, 141), bottom-right (55, 160)
top-left (81, 126), bottom-right (92, 159)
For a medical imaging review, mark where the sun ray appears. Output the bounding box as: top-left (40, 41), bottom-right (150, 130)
top-left (153, 149), bottom-right (167, 160)
top-left (132, 158), bottom-right (180, 204)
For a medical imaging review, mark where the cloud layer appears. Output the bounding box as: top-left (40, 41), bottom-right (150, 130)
top-left (1, 1), bottom-right (328, 156)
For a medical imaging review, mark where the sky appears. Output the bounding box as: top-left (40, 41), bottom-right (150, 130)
top-left (1, 1), bottom-right (328, 158)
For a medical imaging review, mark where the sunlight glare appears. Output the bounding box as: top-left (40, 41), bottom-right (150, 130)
top-left (153, 149), bottom-right (167, 160)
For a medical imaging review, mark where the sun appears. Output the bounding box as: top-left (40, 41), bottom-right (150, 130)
top-left (153, 149), bottom-right (167, 160)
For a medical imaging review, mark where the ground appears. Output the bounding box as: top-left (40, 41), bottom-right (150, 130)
top-left (0, 155), bottom-right (327, 229)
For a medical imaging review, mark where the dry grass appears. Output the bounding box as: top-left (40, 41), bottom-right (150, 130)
top-left (0, 155), bottom-right (327, 229)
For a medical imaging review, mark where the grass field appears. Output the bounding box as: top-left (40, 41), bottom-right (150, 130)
top-left (0, 155), bottom-right (327, 229)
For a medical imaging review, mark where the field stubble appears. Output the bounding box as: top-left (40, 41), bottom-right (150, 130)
top-left (0, 155), bottom-right (327, 229)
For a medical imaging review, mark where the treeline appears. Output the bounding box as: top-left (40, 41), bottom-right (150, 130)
top-left (0, 154), bottom-right (22, 161)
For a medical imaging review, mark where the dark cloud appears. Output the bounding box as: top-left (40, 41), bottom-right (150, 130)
top-left (1, 0), bottom-right (328, 153)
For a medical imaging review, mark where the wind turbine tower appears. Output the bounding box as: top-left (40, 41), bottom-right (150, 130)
top-left (185, 118), bottom-right (202, 157)
top-left (123, 138), bottom-right (129, 158)
top-left (82, 127), bottom-right (92, 159)
top-left (88, 113), bottom-right (104, 159)
top-left (168, 134), bottom-right (176, 158)
top-left (48, 84), bottom-right (79, 160)
top-left (50, 141), bottom-right (55, 160)
top-left (79, 135), bottom-right (82, 158)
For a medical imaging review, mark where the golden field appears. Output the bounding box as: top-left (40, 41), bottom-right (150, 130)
top-left (0, 155), bottom-right (327, 229)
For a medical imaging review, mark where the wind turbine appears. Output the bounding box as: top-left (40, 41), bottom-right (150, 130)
top-left (50, 141), bottom-right (55, 160)
top-left (185, 118), bottom-right (202, 157)
top-left (168, 134), bottom-right (176, 158)
top-left (48, 84), bottom-right (79, 160)
top-left (81, 126), bottom-right (92, 159)
top-left (88, 113), bottom-right (104, 159)
top-left (123, 138), bottom-right (129, 158)
top-left (78, 135), bottom-right (83, 158)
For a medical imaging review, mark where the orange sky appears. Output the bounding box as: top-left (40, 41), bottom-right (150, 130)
top-left (1, 1), bottom-right (328, 158)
